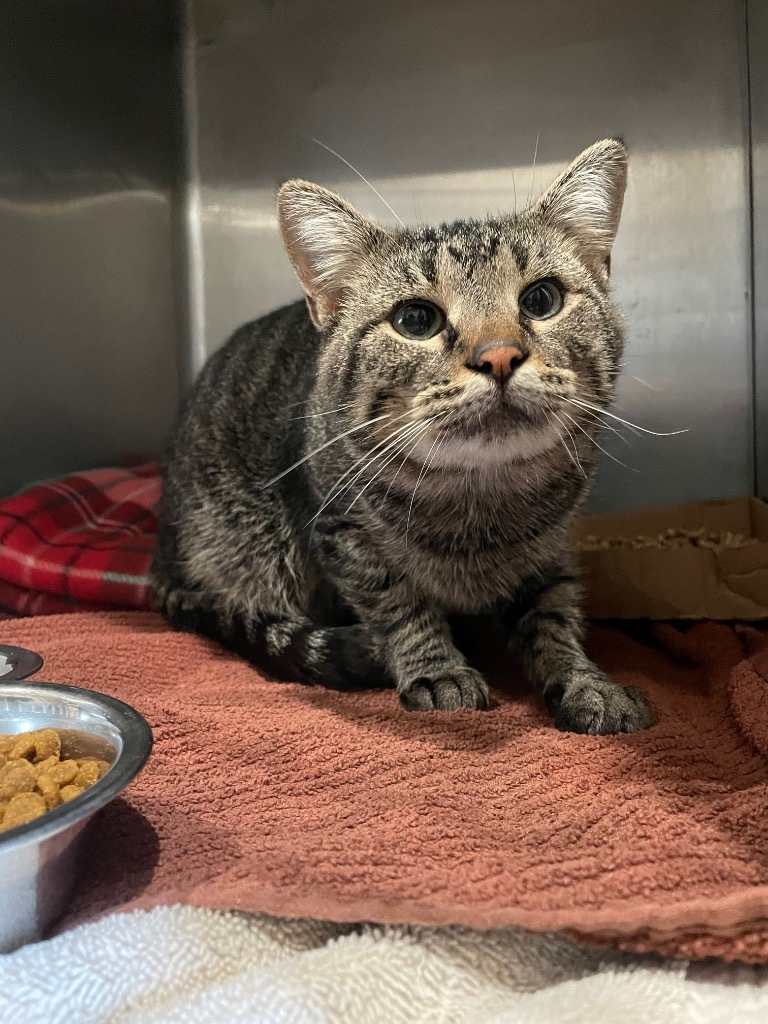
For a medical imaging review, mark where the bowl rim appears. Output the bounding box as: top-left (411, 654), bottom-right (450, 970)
top-left (0, 680), bottom-right (153, 852)
top-left (0, 644), bottom-right (44, 681)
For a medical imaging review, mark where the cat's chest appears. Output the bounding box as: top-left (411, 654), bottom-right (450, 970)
top-left (376, 488), bottom-right (568, 613)
top-left (403, 540), bottom-right (548, 612)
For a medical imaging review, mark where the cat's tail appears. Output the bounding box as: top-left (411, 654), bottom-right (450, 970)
top-left (156, 588), bottom-right (392, 692)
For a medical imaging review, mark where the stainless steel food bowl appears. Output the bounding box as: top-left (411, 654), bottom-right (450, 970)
top-left (0, 644), bottom-right (44, 681)
top-left (0, 681), bottom-right (152, 952)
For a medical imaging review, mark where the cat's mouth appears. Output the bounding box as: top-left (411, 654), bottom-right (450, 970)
top-left (442, 384), bottom-right (554, 437)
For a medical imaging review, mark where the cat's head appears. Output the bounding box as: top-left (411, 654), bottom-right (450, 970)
top-left (277, 139), bottom-right (627, 469)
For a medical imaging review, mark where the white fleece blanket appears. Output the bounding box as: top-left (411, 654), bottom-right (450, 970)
top-left (3, 907), bottom-right (768, 1024)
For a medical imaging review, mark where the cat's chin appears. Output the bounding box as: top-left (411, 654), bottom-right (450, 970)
top-left (417, 419), bottom-right (562, 469)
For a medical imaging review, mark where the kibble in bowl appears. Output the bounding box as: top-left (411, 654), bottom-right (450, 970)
top-left (0, 681), bottom-right (152, 953)
top-left (0, 728), bottom-right (111, 832)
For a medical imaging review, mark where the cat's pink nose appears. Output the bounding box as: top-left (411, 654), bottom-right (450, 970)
top-left (468, 343), bottom-right (528, 384)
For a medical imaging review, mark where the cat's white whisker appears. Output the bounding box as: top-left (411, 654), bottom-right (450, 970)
top-left (262, 413), bottom-right (391, 488)
top-left (405, 433), bottom-right (444, 549)
top-left (553, 427), bottom-right (581, 475)
top-left (345, 420), bottom-right (436, 514)
top-left (568, 397), bottom-right (687, 437)
top-left (560, 398), bottom-right (633, 447)
top-left (528, 131), bottom-right (540, 206)
top-left (308, 136), bottom-right (406, 229)
top-left (305, 412), bottom-right (423, 526)
top-left (562, 411), bottom-right (639, 472)
top-left (628, 373), bottom-right (661, 392)
top-left (567, 395), bottom-right (645, 439)
top-left (284, 396), bottom-right (320, 410)
top-left (551, 411), bottom-right (587, 478)
top-left (412, 191), bottom-right (422, 224)
top-left (381, 419), bottom-right (446, 506)
top-left (289, 401), bottom-right (359, 421)
top-left (335, 418), bottom-right (430, 503)
top-left (329, 417), bottom-right (430, 504)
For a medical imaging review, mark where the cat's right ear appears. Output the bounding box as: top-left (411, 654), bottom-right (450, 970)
top-left (277, 181), bottom-right (389, 329)
top-left (530, 139), bottom-right (628, 275)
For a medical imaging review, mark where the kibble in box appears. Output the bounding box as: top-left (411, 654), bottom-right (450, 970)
top-left (574, 497), bottom-right (768, 620)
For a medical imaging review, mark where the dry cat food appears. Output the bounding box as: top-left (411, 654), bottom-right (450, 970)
top-left (576, 528), bottom-right (759, 552)
top-left (0, 729), bottom-right (110, 833)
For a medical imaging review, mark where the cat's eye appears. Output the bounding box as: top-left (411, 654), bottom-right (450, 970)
top-left (519, 280), bottom-right (564, 321)
top-left (391, 301), bottom-right (446, 341)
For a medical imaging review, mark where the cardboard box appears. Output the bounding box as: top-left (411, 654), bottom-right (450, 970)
top-left (575, 497), bottom-right (768, 620)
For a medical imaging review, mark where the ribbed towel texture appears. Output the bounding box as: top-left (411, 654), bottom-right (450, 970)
top-left (4, 611), bottom-right (768, 961)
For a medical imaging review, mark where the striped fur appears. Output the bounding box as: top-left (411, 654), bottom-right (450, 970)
top-left (152, 140), bottom-right (652, 733)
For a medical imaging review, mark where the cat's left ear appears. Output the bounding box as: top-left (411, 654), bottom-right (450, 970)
top-left (531, 138), bottom-right (628, 275)
top-left (277, 180), bottom-right (390, 328)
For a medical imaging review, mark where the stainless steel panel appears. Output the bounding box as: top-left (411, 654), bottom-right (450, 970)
top-left (751, 0), bottom-right (768, 499)
top-left (0, 2), bottom-right (182, 496)
top-left (188, 0), bottom-right (753, 512)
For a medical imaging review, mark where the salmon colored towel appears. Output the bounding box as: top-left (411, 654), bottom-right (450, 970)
top-left (4, 612), bottom-right (768, 963)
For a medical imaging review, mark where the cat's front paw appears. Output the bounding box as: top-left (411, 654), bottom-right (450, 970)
top-left (400, 667), bottom-right (489, 712)
top-left (544, 668), bottom-right (652, 735)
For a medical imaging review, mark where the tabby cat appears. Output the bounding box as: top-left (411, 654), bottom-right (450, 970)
top-left (152, 138), bottom-right (653, 734)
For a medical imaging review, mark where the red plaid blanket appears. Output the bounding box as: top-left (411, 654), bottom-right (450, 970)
top-left (0, 464), bottom-right (160, 617)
